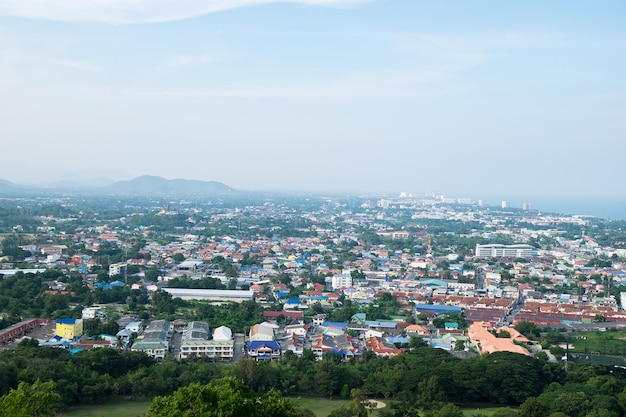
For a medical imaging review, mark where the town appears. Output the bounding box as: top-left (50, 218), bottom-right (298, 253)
top-left (2, 189), bottom-right (626, 368)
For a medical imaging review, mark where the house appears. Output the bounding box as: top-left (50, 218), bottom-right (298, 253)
top-left (125, 321), bottom-right (144, 334)
top-left (116, 328), bottom-right (133, 347)
top-left (405, 324), bottom-right (430, 337)
top-left (368, 336), bottom-right (404, 357)
top-left (249, 322), bottom-right (278, 341)
top-left (82, 307), bottom-right (105, 320)
top-left (55, 318), bottom-right (83, 340)
top-left (311, 333), bottom-right (359, 360)
top-left (246, 340), bottom-right (282, 361)
top-left (263, 311), bottom-right (304, 322)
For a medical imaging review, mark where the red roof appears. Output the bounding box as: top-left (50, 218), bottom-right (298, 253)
top-left (263, 311), bottom-right (304, 319)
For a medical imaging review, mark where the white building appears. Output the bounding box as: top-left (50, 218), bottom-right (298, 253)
top-left (475, 244), bottom-right (534, 259)
top-left (82, 307), bottom-right (104, 320)
top-left (162, 288), bottom-right (254, 302)
top-left (178, 322), bottom-right (234, 361)
top-left (330, 273), bottom-right (352, 290)
top-left (109, 263), bottom-right (127, 277)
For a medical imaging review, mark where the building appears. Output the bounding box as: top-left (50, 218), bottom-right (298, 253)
top-left (330, 273), bottom-right (352, 290)
top-left (55, 318), bottom-right (83, 340)
top-left (475, 244), bottom-right (534, 259)
top-left (468, 322), bottom-right (530, 356)
top-left (178, 322), bottom-right (234, 361)
top-left (246, 340), bottom-right (282, 361)
top-left (131, 320), bottom-right (171, 361)
top-left (162, 288), bottom-right (254, 303)
top-left (109, 263), bottom-right (127, 278)
top-left (81, 307), bottom-right (104, 320)
top-left (0, 319), bottom-right (48, 345)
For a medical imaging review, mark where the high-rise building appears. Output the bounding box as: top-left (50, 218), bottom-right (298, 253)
top-left (501, 200), bottom-right (508, 209)
top-left (522, 203), bottom-right (532, 211)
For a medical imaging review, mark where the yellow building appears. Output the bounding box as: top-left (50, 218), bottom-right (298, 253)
top-left (55, 318), bottom-right (83, 340)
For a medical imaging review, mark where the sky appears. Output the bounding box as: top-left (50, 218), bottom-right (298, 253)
top-left (0, 0), bottom-right (625, 198)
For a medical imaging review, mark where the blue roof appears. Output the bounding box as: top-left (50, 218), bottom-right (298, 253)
top-left (322, 321), bottom-right (347, 329)
top-left (364, 320), bottom-right (397, 329)
top-left (414, 304), bottom-right (462, 314)
top-left (431, 341), bottom-right (452, 350)
top-left (421, 279), bottom-right (448, 287)
top-left (56, 318), bottom-right (78, 325)
top-left (386, 336), bottom-right (409, 344)
top-left (247, 340), bottom-right (281, 350)
top-left (285, 298), bottom-right (301, 304)
top-left (444, 322), bottom-right (459, 328)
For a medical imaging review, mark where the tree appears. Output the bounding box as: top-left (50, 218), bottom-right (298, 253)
top-left (432, 403), bottom-right (464, 417)
top-left (0, 380), bottom-right (61, 417)
top-left (328, 388), bottom-right (372, 417)
top-left (520, 397), bottom-right (549, 417)
top-left (418, 375), bottom-right (446, 410)
top-left (145, 377), bottom-right (310, 417)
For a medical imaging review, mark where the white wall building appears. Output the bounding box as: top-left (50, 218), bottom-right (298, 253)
top-left (330, 273), bottom-right (352, 290)
top-left (475, 244), bottom-right (534, 258)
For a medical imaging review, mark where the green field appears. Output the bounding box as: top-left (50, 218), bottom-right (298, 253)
top-left (289, 397), bottom-right (354, 416)
top-left (58, 399), bottom-right (152, 417)
top-left (569, 331), bottom-right (626, 356)
top-left (460, 406), bottom-right (518, 416)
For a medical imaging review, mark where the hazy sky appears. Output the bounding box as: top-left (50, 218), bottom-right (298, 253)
top-left (1, 0), bottom-right (624, 197)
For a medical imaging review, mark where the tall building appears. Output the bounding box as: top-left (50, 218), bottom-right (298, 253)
top-left (55, 318), bottom-right (83, 340)
top-left (109, 263), bottom-right (127, 277)
top-left (330, 273), bottom-right (353, 290)
top-left (522, 203), bottom-right (532, 211)
top-left (501, 200), bottom-right (508, 209)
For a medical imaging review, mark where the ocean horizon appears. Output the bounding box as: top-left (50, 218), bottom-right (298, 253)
top-left (480, 196), bottom-right (626, 221)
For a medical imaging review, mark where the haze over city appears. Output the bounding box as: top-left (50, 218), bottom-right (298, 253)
top-left (1, 0), bottom-right (624, 198)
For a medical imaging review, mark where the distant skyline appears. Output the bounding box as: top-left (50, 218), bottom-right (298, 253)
top-left (1, 1), bottom-right (625, 197)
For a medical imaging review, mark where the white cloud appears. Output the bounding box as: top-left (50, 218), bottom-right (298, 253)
top-left (0, 0), bottom-right (369, 24)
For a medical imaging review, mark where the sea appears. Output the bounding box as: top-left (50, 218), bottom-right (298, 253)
top-left (480, 196), bottom-right (626, 221)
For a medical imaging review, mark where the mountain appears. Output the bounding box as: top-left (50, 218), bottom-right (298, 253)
top-left (105, 176), bottom-right (235, 195)
top-left (0, 178), bottom-right (15, 188)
